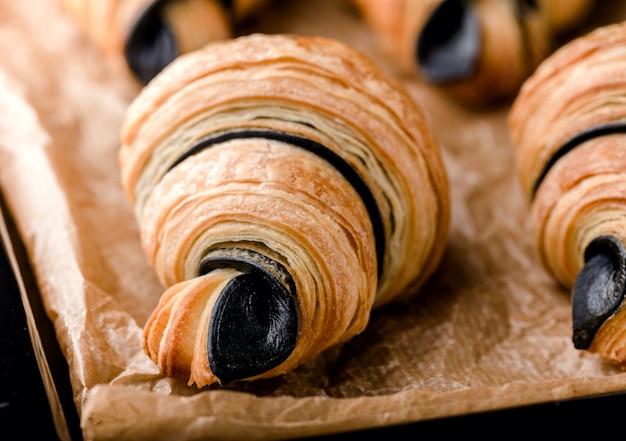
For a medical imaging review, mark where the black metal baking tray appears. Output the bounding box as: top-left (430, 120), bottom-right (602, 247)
top-left (2, 185), bottom-right (626, 441)
top-left (0, 187), bottom-right (82, 441)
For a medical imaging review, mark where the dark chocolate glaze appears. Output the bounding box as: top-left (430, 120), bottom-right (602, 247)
top-left (531, 122), bottom-right (626, 198)
top-left (572, 235), bottom-right (626, 349)
top-left (167, 129), bottom-right (386, 276)
top-left (199, 250), bottom-right (298, 384)
top-left (124, 0), bottom-right (235, 85)
top-left (416, 0), bottom-right (481, 83)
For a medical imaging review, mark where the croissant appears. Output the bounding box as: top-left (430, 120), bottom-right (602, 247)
top-left (353, 0), bottom-right (594, 104)
top-left (59, 0), bottom-right (269, 84)
top-left (119, 34), bottom-right (450, 387)
top-left (509, 22), bottom-right (626, 368)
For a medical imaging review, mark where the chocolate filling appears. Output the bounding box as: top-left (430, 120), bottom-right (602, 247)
top-left (530, 123), bottom-right (626, 349)
top-left (416, 0), bottom-right (481, 83)
top-left (167, 129), bottom-right (386, 275)
top-left (124, 0), bottom-right (234, 84)
top-left (417, 0), bottom-right (538, 86)
top-left (199, 249), bottom-right (298, 384)
top-left (165, 129), bottom-right (386, 384)
top-left (572, 236), bottom-right (626, 349)
top-left (531, 122), bottom-right (626, 198)
top-left (124, 0), bottom-right (177, 85)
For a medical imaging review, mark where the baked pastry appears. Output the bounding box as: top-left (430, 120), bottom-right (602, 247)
top-left (119, 34), bottom-right (450, 387)
top-left (60, 0), bottom-right (269, 84)
top-left (353, 0), bottom-right (594, 104)
top-left (509, 22), bottom-right (626, 368)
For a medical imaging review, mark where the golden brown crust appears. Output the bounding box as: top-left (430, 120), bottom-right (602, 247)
top-left (121, 33), bottom-right (450, 303)
top-left (510, 22), bottom-right (626, 199)
top-left (120, 34), bottom-right (450, 387)
top-left (352, 0), bottom-right (441, 73)
top-left (160, 0), bottom-right (231, 55)
top-left (529, 137), bottom-right (626, 287)
top-left (590, 307), bottom-right (626, 368)
top-left (59, 0), bottom-right (268, 81)
top-left (354, 0), bottom-right (593, 104)
top-left (143, 269), bottom-right (236, 385)
top-left (509, 22), bottom-right (626, 367)
top-left (450, 0), bottom-right (549, 104)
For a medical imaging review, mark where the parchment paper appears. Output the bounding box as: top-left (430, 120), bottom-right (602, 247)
top-left (1, 1), bottom-right (626, 440)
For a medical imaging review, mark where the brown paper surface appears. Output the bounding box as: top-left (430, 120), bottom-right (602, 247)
top-left (1, 1), bottom-right (626, 440)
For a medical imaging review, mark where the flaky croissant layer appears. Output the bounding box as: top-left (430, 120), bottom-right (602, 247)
top-left (59, 0), bottom-right (269, 84)
top-left (509, 22), bottom-right (626, 368)
top-left (354, 0), bottom-right (594, 104)
top-left (119, 34), bottom-right (450, 387)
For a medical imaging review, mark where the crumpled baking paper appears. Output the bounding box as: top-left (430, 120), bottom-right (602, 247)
top-left (1, 1), bottom-right (626, 440)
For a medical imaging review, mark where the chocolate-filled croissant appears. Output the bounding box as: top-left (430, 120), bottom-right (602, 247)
top-left (60, 0), bottom-right (269, 84)
top-left (353, 0), bottom-right (594, 104)
top-left (119, 34), bottom-right (450, 387)
top-left (509, 22), bottom-right (626, 368)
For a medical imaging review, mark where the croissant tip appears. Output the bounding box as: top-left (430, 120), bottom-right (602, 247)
top-left (572, 236), bottom-right (626, 350)
top-left (416, 0), bottom-right (480, 83)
